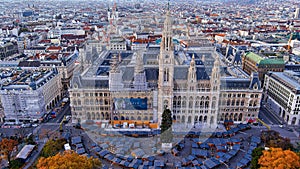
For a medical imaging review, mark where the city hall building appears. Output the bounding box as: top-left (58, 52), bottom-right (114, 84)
top-left (69, 11), bottom-right (262, 127)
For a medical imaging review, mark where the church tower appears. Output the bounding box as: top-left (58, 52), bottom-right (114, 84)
top-left (158, 4), bottom-right (174, 125)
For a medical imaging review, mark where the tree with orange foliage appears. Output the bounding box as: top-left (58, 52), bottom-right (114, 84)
top-left (37, 150), bottom-right (101, 169)
top-left (258, 147), bottom-right (300, 169)
top-left (0, 138), bottom-right (18, 163)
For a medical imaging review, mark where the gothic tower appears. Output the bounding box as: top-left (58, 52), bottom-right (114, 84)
top-left (158, 7), bottom-right (174, 125)
top-left (210, 54), bottom-right (221, 127)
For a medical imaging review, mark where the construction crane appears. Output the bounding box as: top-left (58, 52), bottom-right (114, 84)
top-left (287, 31), bottom-right (294, 52)
top-left (256, 118), bottom-right (270, 130)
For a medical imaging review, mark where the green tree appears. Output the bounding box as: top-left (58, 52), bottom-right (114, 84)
top-left (9, 159), bottom-right (24, 169)
top-left (40, 139), bottom-right (66, 158)
top-left (250, 147), bottom-right (264, 169)
top-left (160, 108), bottom-right (172, 133)
top-left (160, 108), bottom-right (173, 143)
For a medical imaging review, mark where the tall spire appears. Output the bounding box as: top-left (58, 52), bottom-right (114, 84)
top-left (161, 0), bottom-right (173, 52)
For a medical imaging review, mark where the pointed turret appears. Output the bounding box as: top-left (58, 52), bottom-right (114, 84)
top-left (188, 54), bottom-right (197, 85)
top-left (110, 54), bottom-right (119, 73)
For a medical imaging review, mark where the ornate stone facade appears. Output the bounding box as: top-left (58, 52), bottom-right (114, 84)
top-left (69, 10), bottom-right (262, 127)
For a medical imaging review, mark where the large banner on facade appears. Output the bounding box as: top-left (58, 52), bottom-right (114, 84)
top-left (114, 98), bottom-right (147, 110)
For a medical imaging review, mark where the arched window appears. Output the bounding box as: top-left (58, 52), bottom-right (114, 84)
top-left (234, 113), bottom-right (238, 121)
top-left (85, 99), bottom-right (89, 105)
top-left (231, 100), bottom-right (235, 106)
top-left (238, 113), bottom-right (242, 121)
top-left (210, 116), bottom-right (214, 124)
top-left (220, 113), bottom-right (225, 121)
top-left (87, 112), bottom-right (91, 120)
top-left (253, 101), bottom-right (257, 107)
top-left (291, 117), bottom-right (296, 125)
top-left (188, 116), bottom-right (192, 123)
top-left (195, 100), bottom-right (200, 108)
top-left (200, 101), bottom-right (204, 108)
top-left (92, 112), bottom-right (95, 120)
top-left (195, 116), bottom-right (198, 122)
top-left (177, 96), bottom-right (181, 107)
top-left (182, 100), bottom-right (186, 107)
top-left (212, 101), bottom-right (216, 109)
top-left (189, 101), bottom-right (193, 108)
top-left (203, 116), bottom-right (207, 123)
top-left (177, 116), bottom-right (180, 121)
top-left (164, 68), bottom-right (169, 82)
top-left (249, 100), bottom-right (253, 106)
top-left (181, 116), bottom-right (185, 123)
top-left (205, 101), bottom-right (209, 108)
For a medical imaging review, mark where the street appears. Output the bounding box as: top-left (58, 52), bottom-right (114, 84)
top-left (258, 105), bottom-right (282, 125)
top-left (48, 102), bottom-right (71, 123)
